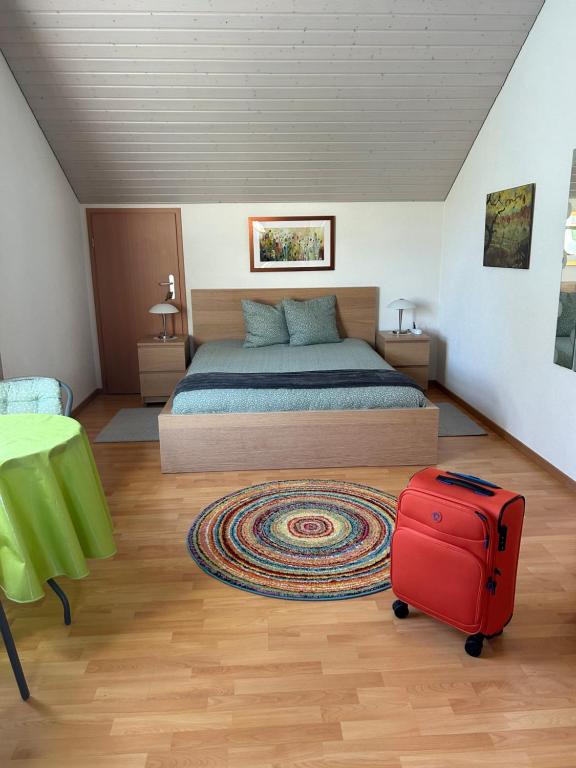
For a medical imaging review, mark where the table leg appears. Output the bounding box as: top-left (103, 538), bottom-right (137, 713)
top-left (47, 579), bottom-right (72, 626)
top-left (0, 600), bottom-right (30, 701)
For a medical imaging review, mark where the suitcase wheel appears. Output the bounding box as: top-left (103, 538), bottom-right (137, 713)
top-left (464, 633), bottom-right (484, 657)
top-left (392, 600), bottom-right (409, 619)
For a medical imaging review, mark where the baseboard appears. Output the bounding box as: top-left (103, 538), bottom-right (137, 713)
top-left (71, 388), bottom-right (101, 417)
top-left (432, 381), bottom-right (576, 491)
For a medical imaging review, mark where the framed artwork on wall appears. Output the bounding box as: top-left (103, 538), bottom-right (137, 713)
top-left (483, 183), bottom-right (535, 269)
top-left (249, 216), bottom-right (335, 272)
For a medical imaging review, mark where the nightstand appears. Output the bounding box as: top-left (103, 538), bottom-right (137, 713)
top-left (376, 332), bottom-right (431, 390)
top-left (137, 335), bottom-right (190, 404)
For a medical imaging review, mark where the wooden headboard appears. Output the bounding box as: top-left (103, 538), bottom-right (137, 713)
top-left (190, 287), bottom-right (378, 346)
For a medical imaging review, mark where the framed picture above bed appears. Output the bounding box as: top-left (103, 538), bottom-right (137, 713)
top-left (249, 216), bottom-right (335, 272)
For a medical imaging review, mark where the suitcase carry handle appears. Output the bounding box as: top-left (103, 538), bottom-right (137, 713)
top-left (446, 471), bottom-right (501, 489)
top-left (436, 475), bottom-right (495, 497)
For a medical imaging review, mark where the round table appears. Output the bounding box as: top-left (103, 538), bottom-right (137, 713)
top-left (0, 414), bottom-right (116, 699)
top-left (0, 414), bottom-right (116, 603)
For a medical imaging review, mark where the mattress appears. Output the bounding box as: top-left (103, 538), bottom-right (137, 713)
top-left (171, 338), bottom-right (426, 414)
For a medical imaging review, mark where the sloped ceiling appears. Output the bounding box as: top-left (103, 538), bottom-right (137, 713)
top-left (0, 0), bottom-right (544, 204)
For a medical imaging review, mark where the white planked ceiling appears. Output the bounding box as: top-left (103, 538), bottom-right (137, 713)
top-left (0, 0), bottom-right (544, 204)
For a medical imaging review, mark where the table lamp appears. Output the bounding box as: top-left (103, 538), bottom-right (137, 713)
top-left (149, 303), bottom-right (179, 341)
top-left (387, 298), bottom-right (415, 335)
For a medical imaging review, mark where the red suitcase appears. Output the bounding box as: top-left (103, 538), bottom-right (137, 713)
top-left (390, 468), bottom-right (525, 657)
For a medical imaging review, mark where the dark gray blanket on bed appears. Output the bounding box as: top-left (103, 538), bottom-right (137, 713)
top-left (174, 368), bottom-right (423, 396)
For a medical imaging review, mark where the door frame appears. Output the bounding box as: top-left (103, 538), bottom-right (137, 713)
top-left (86, 207), bottom-right (188, 393)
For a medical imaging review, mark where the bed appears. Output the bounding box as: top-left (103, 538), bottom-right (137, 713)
top-left (159, 287), bottom-right (438, 472)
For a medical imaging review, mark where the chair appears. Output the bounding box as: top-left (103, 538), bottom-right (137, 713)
top-left (555, 292), bottom-right (576, 370)
top-left (0, 377), bottom-right (73, 416)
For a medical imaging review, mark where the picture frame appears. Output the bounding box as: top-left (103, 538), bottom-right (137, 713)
top-left (249, 216), bottom-right (335, 272)
top-left (483, 183), bottom-right (535, 270)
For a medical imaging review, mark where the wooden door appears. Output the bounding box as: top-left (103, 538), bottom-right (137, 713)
top-left (87, 208), bottom-right (187, 393)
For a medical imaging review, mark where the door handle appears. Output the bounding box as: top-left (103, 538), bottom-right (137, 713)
top-left (158, 274), bottom-right (175, 300)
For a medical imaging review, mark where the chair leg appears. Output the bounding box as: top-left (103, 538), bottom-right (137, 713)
top-left (47, 579), bottom-right (72, 626)
top-left (0, 600), bottom-right (30, 701)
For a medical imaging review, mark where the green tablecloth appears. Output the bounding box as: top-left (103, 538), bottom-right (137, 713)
top-left (0, 414), bottom-right (116, 603)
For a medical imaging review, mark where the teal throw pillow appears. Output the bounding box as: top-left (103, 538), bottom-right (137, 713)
top-left (242, 299), bottom-right (290, 348)
top-left (282, 295), bottom-right (341, 346)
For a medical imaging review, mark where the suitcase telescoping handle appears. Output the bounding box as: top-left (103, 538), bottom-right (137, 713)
top-left (436, 475), bottom-right (495, 497)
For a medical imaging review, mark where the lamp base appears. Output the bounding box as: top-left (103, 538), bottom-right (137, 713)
top-left (392, 329), bottom-right (411, 335)
top-left (154, 334), bottom-right (177, 342)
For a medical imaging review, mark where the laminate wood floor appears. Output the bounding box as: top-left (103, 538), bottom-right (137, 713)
top-left (2, 390), bottom-right (576, 768)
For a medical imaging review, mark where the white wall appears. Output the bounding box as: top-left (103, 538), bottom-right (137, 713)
top-left (438, 0), bottom-right (576, 480)
top-left (0, 54), bottom-right (98, 404)
top-left (84, 201), bottom-right (444, 375)
top-left (182, 201), bottom-right (442, 338)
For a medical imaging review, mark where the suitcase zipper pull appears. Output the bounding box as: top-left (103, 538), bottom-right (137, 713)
top-left (474, 511), bottom-right (490, 549)
top-left (486, 576), bottom-right (497, 595)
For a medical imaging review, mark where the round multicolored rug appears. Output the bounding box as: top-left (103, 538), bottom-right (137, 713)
top-left (187, 479), bottom-right (397, 600)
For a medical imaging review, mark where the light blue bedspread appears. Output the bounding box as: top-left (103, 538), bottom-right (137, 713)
top-left (172, 338), bottom-right (426, 414)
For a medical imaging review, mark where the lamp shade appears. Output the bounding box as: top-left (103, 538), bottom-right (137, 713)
top-left (387, 298), bottom-right (415, 310)
top-left (149, 303), bottom-right (179, 315)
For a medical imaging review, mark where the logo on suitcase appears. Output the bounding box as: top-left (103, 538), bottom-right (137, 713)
top-left (432, 511), bottom-right (442, 522)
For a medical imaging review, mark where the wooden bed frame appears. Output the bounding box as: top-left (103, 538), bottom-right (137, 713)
top-left (159, 287), bottom-right (438, 473)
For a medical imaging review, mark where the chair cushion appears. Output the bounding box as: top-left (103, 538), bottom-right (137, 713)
top-left (0, 377), bottom-right (63, 415)
top-left (242, 299), bottom-right (290, 348)
top-left (282, 295), bottom-right (341, 346)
